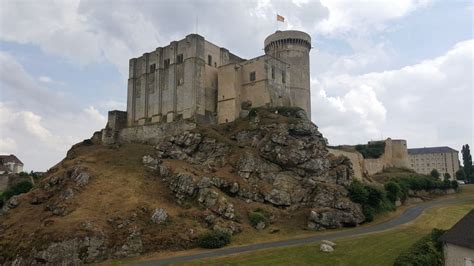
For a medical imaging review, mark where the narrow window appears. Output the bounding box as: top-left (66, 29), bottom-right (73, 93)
top-left (164, 59), bottom-right (170, 69)
top-left (282, 70), bottom-right (286, 83)
top-left (214, 62), bottom-right (217, 67)
top-left (208, 55), bottom-right (212, 66)
top-left (250, 71), bottom-right (256, 81)
top-left (271, 67), bottom-right (275, 79)
top-left (177, 54), bottom-right (183, 64)
top-left (150, 64), bottom-right (156, 73)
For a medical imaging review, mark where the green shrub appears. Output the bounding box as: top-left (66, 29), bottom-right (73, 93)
top-left (430, 169), bottom-right (440, 179)
top-left (2, 180), bottom-right (33, 203)
top-left (249, 211), bottom-right (267, 228)
top-left (197, 230), bottom-right (231, 249)
top-left (347, 181), bottom-right (369, 205)
top-left (385, 181), bottom-right (401, 203)
top-left (365, 185), bottom-right (385, 209)
top-left (362, 206), bottom-right (375, 222)
top-left (394, 229), bottom-right (445, 266)
top-left (451, 180), bottom-right (458, 189)
top-left (355, 141), bottom-right (385, 159)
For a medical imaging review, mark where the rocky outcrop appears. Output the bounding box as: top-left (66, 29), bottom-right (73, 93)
top-left (148, 109), bottom-right (364, 232)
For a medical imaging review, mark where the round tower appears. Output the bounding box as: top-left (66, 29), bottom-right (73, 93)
top-left (264, 30), bottom-right (311, 119)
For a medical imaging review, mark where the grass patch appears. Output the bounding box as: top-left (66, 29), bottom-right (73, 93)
top-left (178, 195), bottom-right (474, 266)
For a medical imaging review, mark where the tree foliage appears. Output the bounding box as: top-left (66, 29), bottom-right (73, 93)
top-left (430, 169), bottom-right (440, 179)
top-left (461, 144), bottom-right (473, 183)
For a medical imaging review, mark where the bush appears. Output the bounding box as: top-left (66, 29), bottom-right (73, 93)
top-left (249, 211), bottom-right (267, 228)
top-left (197, 230), bottom-right (231, 249)
top-left (355, 141), bottom-right (385, 159)
top-left (430, 169), bottom-right (440, 179)
top-left (385, 181), bottom-right (401, 203)
top-left (347, 181), bottom-right (369, 205)
top-left (394, 229), bottom-right (445, 266)
top-left (365, 185), bottom-right (385, 209)
top-left (2, 180), bottom-right (33, 203)
top-left (348, 181), bottom-right (394, 223)
top-left (362, 206), bottom-right (375, 222)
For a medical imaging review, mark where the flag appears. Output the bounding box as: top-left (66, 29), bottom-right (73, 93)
top-left (277, 14), bottom-right (285, 22)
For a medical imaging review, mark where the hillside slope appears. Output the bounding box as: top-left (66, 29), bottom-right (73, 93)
top-left (0, 108), bottom-right (364, 264)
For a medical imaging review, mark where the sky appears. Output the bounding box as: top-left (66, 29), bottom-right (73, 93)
top-left (0, 0), bottom-right (473, 171)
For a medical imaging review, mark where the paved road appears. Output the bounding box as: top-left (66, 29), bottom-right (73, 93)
top-left (136, 195), bottom-right (474, 266)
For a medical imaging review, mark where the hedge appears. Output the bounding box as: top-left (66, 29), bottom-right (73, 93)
top-left (394, 228), bottom-right (445, 266)
top-left (197, 230), bottom-right (231, 249)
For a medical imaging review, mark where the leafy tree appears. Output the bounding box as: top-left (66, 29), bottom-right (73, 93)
top-left (443, 173), bottom-right (451, 181)
top-left (455, 169), bottom-right (466, 180)
top-left (461, 144), bottom-right (473, 182)
top-left (384, 181), bottom-right (401, 203)
top-left (430, 169), bottom-right (440, 179)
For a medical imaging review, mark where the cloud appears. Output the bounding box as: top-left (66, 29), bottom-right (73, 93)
top-left (313, 39), bottom-right (473, 150)
top-left (316, 0), bottom-right (431, 36)
top-left (0, 53), bottom-right (110, 171)
top-left (0, 138), bottom-right (17, 154)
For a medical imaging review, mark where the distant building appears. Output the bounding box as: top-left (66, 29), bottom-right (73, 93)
top-left (0, 154), bottom-right (24, 174)
top-left (440, 210), bottom-right (474, 266)
top-left (407, 147), bottom-right (459, 179)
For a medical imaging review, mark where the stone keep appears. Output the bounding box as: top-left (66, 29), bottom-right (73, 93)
top-left (121, 30), bottom-right (312, 129)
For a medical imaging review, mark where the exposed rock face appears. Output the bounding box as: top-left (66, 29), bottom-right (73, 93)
top-left (151, 208), bottom-right (168, 224)
top-left (149, 109), bottom-right (364, 232)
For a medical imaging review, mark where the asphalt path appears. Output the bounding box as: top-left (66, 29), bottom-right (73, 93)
top-left (136, 195), bottom-right (474, 266)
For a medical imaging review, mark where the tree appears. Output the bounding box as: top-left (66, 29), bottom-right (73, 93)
top-left (430, 169), bottom-right (440, 179)
top-left (461, 144), bottom-right (473, 182)
top-left (455, 169), bottom-right (466, 180)
top-left (443, 173), bottom-right (451, 181)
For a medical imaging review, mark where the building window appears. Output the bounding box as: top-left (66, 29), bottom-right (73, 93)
top-left (250, 71), bottom-right (256, 81)
top-left (149, 64), bottom-right (156, 73)
top-left (282, 70), bottom-right (286, 83)
top-left (208, 55), bottom-right (212, 66)
top-left (271, 67), bottom-right (275, 79)
top-left (164, 59), bottom-right (170, 69)
top-left (176, 54), bottom-right (183, 64)
top-left (214, 62), bottom-right (217, 67)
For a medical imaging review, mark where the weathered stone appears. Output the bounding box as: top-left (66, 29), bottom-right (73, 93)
top-left (255, 221), bottom-right (266, 230)
top-left (70, 167), bottom-right (90, 186)
top-left (142, 155), bottom-right (160, 170)
top-left (198, 188), bottom-right (219, 208)
top-left (168, 173), bottom-right (196, 200)
top-left (320, 243), bottom-right (334, 252)
top-left (61, 188), bottom-right (74, 200)
top-left (151, 208), bottom-right (168, 224)
top-left (321, 240), bottom-right (336, 247)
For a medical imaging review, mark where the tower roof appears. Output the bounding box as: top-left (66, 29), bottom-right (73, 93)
top-left (264, 30), bottom-right (311, 48)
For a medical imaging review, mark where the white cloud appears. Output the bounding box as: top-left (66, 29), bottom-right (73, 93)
top-left (313, 39), bottom-right (474, 150)
top-left (0, 53), bottom-right (107, 171)
top-left (316, 0), bottom-right (431, 36)
top-left (38, 76), bottom-right (52, 83)
top-left (0, 138), bottom-right (17, 154)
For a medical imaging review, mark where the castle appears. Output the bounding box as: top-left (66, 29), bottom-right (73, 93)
top-left (102, 30), bottom-right (311, 144)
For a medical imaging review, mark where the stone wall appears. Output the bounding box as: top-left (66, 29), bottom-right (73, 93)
top-left (443, 243), bottom-right (474, 266)
top-left (328, 138), bottom-right (410, 178)
top-left (113, 120), bottom-right (196, 145)
top-left (327, 148), bottom-right (364, 180)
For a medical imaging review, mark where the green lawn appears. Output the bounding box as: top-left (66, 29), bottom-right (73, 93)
top-left (178, 198), bottom-right (474, 266)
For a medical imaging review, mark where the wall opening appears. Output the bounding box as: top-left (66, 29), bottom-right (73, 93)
top-left (177, 54), bottom-right (183, 64)
top-left (250, 71), bottom-right (256, 82)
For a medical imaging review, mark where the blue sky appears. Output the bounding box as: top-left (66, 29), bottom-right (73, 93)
top-left (0, 0), bottom-right (472, 171)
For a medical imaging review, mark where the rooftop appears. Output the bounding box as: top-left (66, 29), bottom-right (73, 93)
top-left (407, 146), bottom-right (458, 155)
top-left (0, 154), bottom-right (24, 165)
top-left (439, 210), bottom-right (474, 249)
